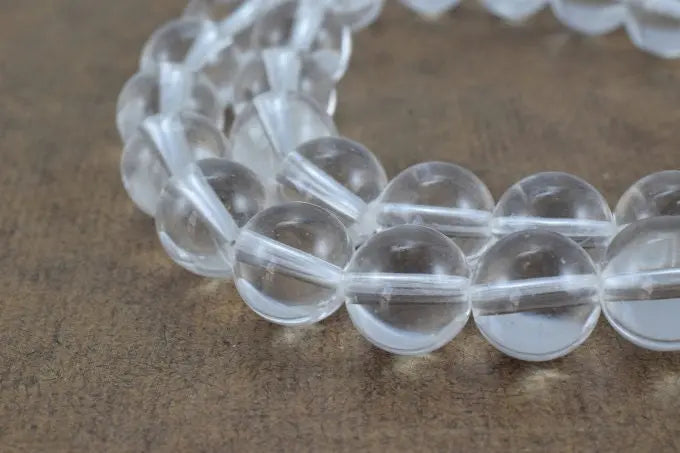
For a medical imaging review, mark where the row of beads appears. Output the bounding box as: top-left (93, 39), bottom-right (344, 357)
top-left (118, 0), bottom-right (680, 360)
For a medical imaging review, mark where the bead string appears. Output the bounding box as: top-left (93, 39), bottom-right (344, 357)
top-left (118, 0), bottom-right (680, 361)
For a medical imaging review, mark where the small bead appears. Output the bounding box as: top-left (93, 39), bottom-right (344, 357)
top-left (116, 70), bottom-right (222, 143)
top-left (327, 0), bottom-right (385, 31)
top-left (398, 0), bottom-right (461, 17)
top-left (276, 136), bottom-right (387, 242)
top-left (375, 162), bottom-right (494, 260)
top-left (601, 216), bottom-right (680, 351)
top-left (626, 1), bottom-right (680, 59)
top-left (491, 172), bottom-right (614, 263)
top-left (156, 158), bottom-right (266, 277)
top-left (345, 225), bottom-right (471, 355)
top-left (471, 230), bottom-right (600, 361)
top-left (121, 112), bottom-right (230, 216)
top-left (480, 0), bottom-right (548, 22)
top-left (229, 91), bottom-right (337, 180)
top-left (233, 201), bottom-right (354, 325)
top-left (550, 0), bottom-right (626, 35)
top-left (615, 170), bottom-right (680, 227)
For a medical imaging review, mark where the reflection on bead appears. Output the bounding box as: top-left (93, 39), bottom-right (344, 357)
top-left (327, 0), bottom-right (385, 31)
top-left (615, 170), bottom-right (680, 227)
top-left (626, 0), bottom-right (680, 59)
top-left (116, 70), bottom-right (222, 143)
top-left (491, 172), bottom-right (614, 263)
top-left (602, 216), bottom-right (680, 351)
top-left (121, 112), bottom-right (230, 216)
top-left (550, 0), bottom-right (626, 35)
top-left (399, 0), bottom-right (462, 17)
top-left (156, 158), bottom-right (266, 277)
top-left (229, 91), bottom-right (337, 180)
top-left (375, 162), bottom-right (494, 260)
top-left (276, 137), bottom-right (387, 242)
top-left (345, 225), bottom-right (471, 355)
top-left (233, 202), bottom-right (354, 325)
top-left (480, 0), bottom-right (548, 22)
top-left (471, 230), bottom-right (600, 361)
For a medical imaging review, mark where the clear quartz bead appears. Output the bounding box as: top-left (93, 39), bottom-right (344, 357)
top-left (601, 216), bottom-right (680, 351)
top-left (121, 112), bottom-right (231, 216)
top-left (344, 225), bottom-right (471, 355)
top-left (491, 172), bottom-right (615, 263)
top-left (276, 136), bottom-right (388, 242)
top-left (374, 162), bottom-right (495, 261)
top-left (229, 91), bottom-right (338, 181)
top-left (251, 0), bottom-right (352, 81)
top-left (550, 0), bottom-right (627, 35)
top-left (327, 0), bottom-right (385, 30)
top-left (155, 158), bottom-right (266, 278)
top-left (471, 230), bottom-right (601, 361)
top-left (232, 48), bottom-right (337, 116)
top-left (626, 0), bottom-right (680, 59)
top-left (233, 201), bottom-right (354, 325)
top-left (398, 0), bottom-right (462, 17)
top-left (480, 0), bottom-right (548, 21)
top-left (116, 70), bottom-right (222, 143)
top-left (615, 170), bottom-right (680, 226)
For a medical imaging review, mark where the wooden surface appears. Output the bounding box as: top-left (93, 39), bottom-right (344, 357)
top-left (2, 1), bottom-right (680, 451)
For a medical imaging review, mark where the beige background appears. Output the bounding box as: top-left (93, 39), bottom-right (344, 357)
top-left (2, 0), bottom-right (680, 451)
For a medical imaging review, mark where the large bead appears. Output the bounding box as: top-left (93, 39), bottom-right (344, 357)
top-left (479, 0), bottom-right (548, 22)
top-left (601, 216), bottom-right (680, 351)
top-left (549, 0), bottom-right (626, 35)
top-left (491, 172), bottom-right (615, 262)
top-left (155, 158), bottom-right (267, 277)
top-left (398, 0), bottom-right (461, 17)
top-left (345, 225), bottom-right (471, 355)
top-left (233, 202), bottom-right (354, 325)
top-left (626, 0), bottom-right (680, 59)
top-left (374, 162), bottom-right (494, 260)
top-left (471, 230), bottom-right (600, 361)
top-left (615, 171), bottom-right (680, 227)
top-left (121, 112), bottom-right (230, 216)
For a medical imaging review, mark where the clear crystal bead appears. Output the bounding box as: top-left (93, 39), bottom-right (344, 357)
top-left (480, 0), bottom-right (548, 21)
top-left (550, 0), bottom-right (626, 35)
top-left (626, 0), bottom-right (680, 58)
top-left (398, 0), bottom-right (462, 17)
top-left (615, 170), bottom-right (680, 226)
top-left (327, 0), bottom-right (385, 30)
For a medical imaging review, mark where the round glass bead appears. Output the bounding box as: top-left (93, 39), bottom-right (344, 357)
top-left (615, 170), bottom-right (680, 227)
top-left (231, 49), bottom-right (337, 116)
top-left (398, 0), bottom-right (461, 17)
top-left (327, 0), bottom-right (385, 30)
top-left (480, 0), bottom-right (548, 21)
top-left (471, 230), bottom-right (601, 361)
top-left (233, 201), bottom-right (353, 325)
top-left (156, 158), bottom-right (266, 278)
top-left (626, 0), bottom-right (680, 59)
top-left (601, 216), bottom-right (680, 351)
top-left (229, 91), bottom-right (337, 180)
top-left (549, 0), bottom-right (626, 35)
top-left (251, 0), bottom-right (352, 81)
top-left (116, 70), bottom-right (222, 144)
top-left (344, 225), bottom-right (471, 355)
top-left (374, 161), bottom-right (494, 260)
top-left (121, 112), bottom-right (230, 216)
top-left (276, 136), bottom-right (387, 240)
top-left (491, 172), bottom-right (615, 262)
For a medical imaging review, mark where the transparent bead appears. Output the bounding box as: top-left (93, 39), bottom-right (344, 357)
top-left (233, 201), bottom-right (354, 325)
top-left (116, 70), bottom-right (222, 143)
top-left (232, 48), bottom-right (337, 116)
top-left (626, 0), bottom-right (680, 59)
top-left (121, 112), bottom-right (230, 216)
top-left (471, 230), bottom-right (600, 361)
top-left (251, 0), bottom-right (352, 80)
top-left (480, 0), bottom-right (548, 21)
top-left (327, 0), bottom-right (385, 30)
top-left (491, 172), bottom-right (615, 263)
top-left (276, 137), bottom-right (388, 241)
top-left (374, 162), bottom-right (494, 260)
top-left (601, 216), bottom-right (680, 351)
top-left (229, 91), bottom-right (337, 180)
top-left (398, 0), bottom-right (462, 17)
top-left (550, 0), bottom-right (626, 35)
top-left (615, 170), bottom-right (680, 227)
top-left (345, 225), bottom-right (471, 355)
top-left (156, 158), bottom-right (266, 277)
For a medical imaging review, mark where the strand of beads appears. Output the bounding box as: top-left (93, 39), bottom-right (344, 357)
top-left (118, 0), bottom-right (680, 361)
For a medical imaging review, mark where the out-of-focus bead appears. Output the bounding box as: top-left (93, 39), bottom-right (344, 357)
top-left (233, 202), bottom-right (354, 325)
top-left (626, 0), bottom-right (680, 59)
top-left (327, 0), bottom-right (385, 30)
top-left (471, 230), bottom-right (600, 361)
top-left (480, 0), bottom-right (548, 22)
top-left (345, 225), bottom-right (471, 355)
top-left (550, 0), bottom-right (626, 35)
top-left (615, 170), bottom-right (680, 227)
top-left (398, 0), bottom-right (462, 17)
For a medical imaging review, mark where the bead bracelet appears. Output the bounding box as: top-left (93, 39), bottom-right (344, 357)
top-left (117, 0), bottom-right (680, 361)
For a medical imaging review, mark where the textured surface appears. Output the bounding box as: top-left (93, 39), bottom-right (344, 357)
top-left (2, 1), bottom-right (680, 451)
